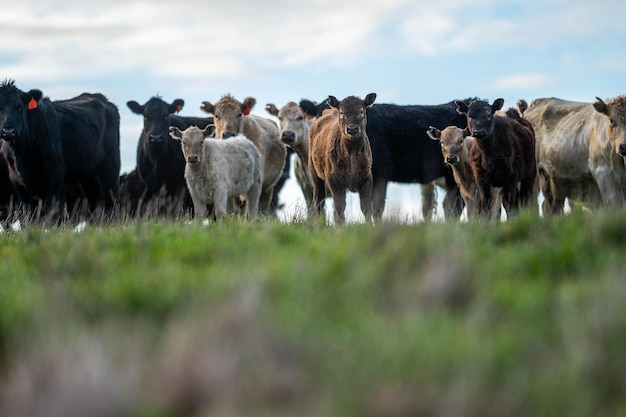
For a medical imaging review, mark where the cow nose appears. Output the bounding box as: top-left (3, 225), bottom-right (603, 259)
top-left (619, 143), bottom-right (626, 156)
top-left (149, 133), bottom-right (164, 144)
top-left (472, 129), bottom-right (486, 138)
top-left (222, 131), bottom-right (236, 139)
top-left (281, 130), bottom-right (296, 143)
top-left (1, 128), bottom-right (15, 140)
top-left (346, 125), bottom-right (360, 135)
top-left (187, 154), bottom-right (199, 164)
top-left (446, 155), bottom-right (459, 164)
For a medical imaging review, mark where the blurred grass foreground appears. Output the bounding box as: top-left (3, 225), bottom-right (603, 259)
top-left (1, 210), bottom-right (626, 417)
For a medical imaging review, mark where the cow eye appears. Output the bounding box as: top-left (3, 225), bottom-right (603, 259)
top-left (296, 116), bottom-right (303, 121)
top-left (610, 118), bottom-right (617, 127)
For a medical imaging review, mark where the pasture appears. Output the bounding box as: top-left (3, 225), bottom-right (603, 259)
top-left (1, 209), bottom-right (626, 417)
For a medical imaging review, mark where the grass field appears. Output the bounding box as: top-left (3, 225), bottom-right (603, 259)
top-left (1, 209), bottom-right (626, 417)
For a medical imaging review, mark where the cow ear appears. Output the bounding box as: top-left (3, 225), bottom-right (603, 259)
top-left (492, 98), bottom-right (505, 113)
top-left (242, 97), bottom-right (257, 115)
top-left (427, 126), bottom-right (441, 141)
top-left (203, 124), bottom-right (216, 138)
top-left (327, 96), bottom-right (339, 109)
top-left (170, 99), bottom-right (184, 114)
top-left (200, 101), bottom-right (215, 114)
top-left (299, 99), bottom-right (319, 118)
top-left (593, 97), bottom-right (609, 115)
top-left (265, 103), bottom-right (279, 117)
top-left (364, 93), bottom-right (377, 108)
top-left (127, 100), bottom-right (144, 115)
top-left (23, 89), bottom-right (42, 110)
top-left (455, 100), bottom-right (468, 115)
top-left (168, 126), bottom-right (183, 141)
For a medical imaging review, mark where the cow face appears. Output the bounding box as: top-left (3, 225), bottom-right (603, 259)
top-left (127, 97), bottom-right (184, 146)
top-left (327, 93), bottom-right (377, 142)
top-left (593, 96), bottom-right (626, 158)
top-left (169, 125), bottom-right (216, 166)
top-left (427, 126), bottom-right (470, 166)
top-left (455, 98), bottom-right (504, 139)
top-left (266, 101), bottom-right (309, 147)
top-left (0, 80), bottom-right (43, 148)
top-left (200, 94), bottom-right (255, 139)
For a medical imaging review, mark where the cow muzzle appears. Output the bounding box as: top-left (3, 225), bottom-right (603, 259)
top-left (619, 143), bottom-right (626, 157)
top-left (187, 154), bottom-right (199, 164)
top-left (281, 130), bottom-right (296, 144)
top-left (472, 129), bottom-right (487, 139)
top-left (149, 134), bottom-right (164, 145)
top-left (1, 128), bottom-right (16, 141)
top-left (222, 132), bottom-right (237, 139)
top-left (446, 155), bottom-right (459, 165)
top-left (346, 125), bottom-right (361, 136)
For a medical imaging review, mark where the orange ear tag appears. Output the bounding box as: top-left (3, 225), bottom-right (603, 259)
top-left (176, 105), bottom-right (182, 113)
top-left (243, 105), bottom-right (251, 116)
top-left (28, 97), bottom-right (38, 110)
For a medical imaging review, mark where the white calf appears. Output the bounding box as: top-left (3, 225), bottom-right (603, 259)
top-left (169, 125), bottom-right (263, 219)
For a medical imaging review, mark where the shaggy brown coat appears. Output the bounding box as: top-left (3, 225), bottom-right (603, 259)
top-left (455, 98), bottom-right (536, 217)
top-left (308, 93), bottom-right (376, 224)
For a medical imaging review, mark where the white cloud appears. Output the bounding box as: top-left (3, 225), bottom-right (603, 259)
top-left (493, 73), bottom-right (552, 90)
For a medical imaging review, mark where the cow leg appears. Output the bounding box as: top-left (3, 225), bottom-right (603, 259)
top-left (593, 165), bottom-right (624, 207)
top-left (246, 182), bottom-right (262, 219)
top-left (502, 186), bottom-right (519, 218)
top-left (258, 186), bottom-right (274, 216)
top-left (443, 184), bottom-right (464, 219)
top-left (213, 189), bottom-right (229, 220)
top-left (330, 186), bottom-right (347, 225)
top-left (312, 174), bottom-right (326, 218)
top-left (420, 182), bottom-right (435, 221)
top-left (98, 154), bottom-right (121, 214)
top-left (358, 178), bottom-right (373, 224)
top-left (372, 178), bottom-right (388, 219)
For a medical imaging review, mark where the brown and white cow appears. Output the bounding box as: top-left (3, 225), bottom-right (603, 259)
top-left (521, 96), bottom-right (626, 214)
top-left (308, 93), bottom-right (376, 224)
top-left (455, 98), bottom-right (537, 218)
top-left (265, 101), bottom-right (315, 210)
top-left (427, 126), bottom-right (502, 219)
top-left (200, 95), bottom-right (286, 215)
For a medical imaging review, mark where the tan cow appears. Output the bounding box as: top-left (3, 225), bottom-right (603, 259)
top-left (309, 93), bottom-right (376, 224)
top-left (521, 96), bottom-right (626, 214)
top-left (427, 126), bottom-right (502, 220)
top-left (200, 94), bottom-right (286, 215)
top-left (265, 101), bottom-right (315, 210)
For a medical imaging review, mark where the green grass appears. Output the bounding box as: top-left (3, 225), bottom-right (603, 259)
top-left (1, 210), bottom-right (626, 417)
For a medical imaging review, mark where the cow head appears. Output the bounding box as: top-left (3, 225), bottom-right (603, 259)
top-left (455, 98), bottom-right (504, 139)
top-left (127, 97), bottom-right (184, 146)
top-left (593, 96), bottom-right (626, 158)
top-left (327, 93), bottom-right (376, 142)
top-left (169, 125), bottom-right (216, 166)
top-left (200, 94), bottom-right (255, 139)
top-left (427, 126), bottom-right (471, 166)
top-left (0, 80), bottom-right (43, 148)
top-left (266, 101), bottom-right (309, 148)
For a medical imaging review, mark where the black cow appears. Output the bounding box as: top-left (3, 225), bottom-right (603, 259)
top-left (0, 80), bottom-right (121, 219)
top-left (126, 96), bottom-right (213, 216)
top-left (300, 98), bottom-right (471, 220)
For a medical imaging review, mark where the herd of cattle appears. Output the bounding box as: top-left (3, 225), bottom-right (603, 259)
top-left (0, 78), bottom-right (625, 224)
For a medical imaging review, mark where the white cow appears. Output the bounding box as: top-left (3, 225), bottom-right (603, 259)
top-left (522, 96), bottom-right (626, 214)
top-left (169, 125), bottom-right (263, 220)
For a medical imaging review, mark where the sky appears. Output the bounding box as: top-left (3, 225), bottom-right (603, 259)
top-left (1, 0), bottom-right (625, 221)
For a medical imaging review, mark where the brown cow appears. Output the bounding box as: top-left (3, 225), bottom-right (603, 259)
top-left (200, 94), bottom-right (286, 215)
top-left (520, 96), bottom-right (626, 214)
top-left (308, 93), bottom-right (376, 224)
top-left (455, 98), bottom-right (537, 217)
top-left (427, 126), bottom-right (502, 219)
